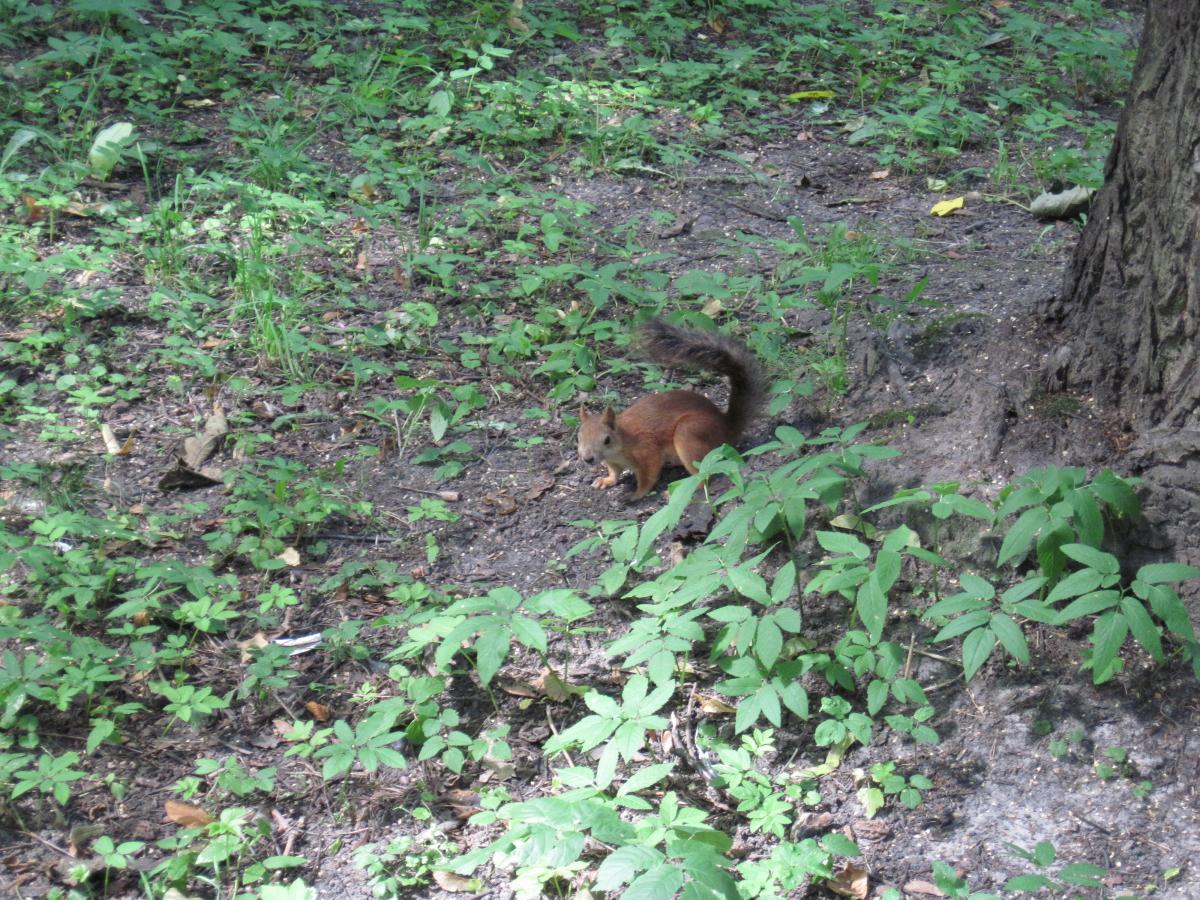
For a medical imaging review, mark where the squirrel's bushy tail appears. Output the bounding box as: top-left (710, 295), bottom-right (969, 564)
top-left (636, 317), bottom-right (766, 437)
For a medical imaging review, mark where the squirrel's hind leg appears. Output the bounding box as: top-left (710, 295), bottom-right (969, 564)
top-left (672, 421), bottom-right (723, 475)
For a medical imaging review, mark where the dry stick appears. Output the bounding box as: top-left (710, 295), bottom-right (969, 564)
top-left (21, 831), bottom-right (74, 859)
top-left (903, 634), bottom-right (917, 680)
top-left (545, 708), bottom-right (574, 768)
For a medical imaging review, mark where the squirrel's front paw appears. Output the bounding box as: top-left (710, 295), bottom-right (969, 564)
top-left (591, 475), bottom-right (617, 489)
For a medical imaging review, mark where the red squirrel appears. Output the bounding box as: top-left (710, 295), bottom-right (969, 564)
top-left (577, 318), bottom-right (766, 498)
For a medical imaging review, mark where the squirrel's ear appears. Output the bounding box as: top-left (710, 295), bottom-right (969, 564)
top-left (601, 407), bottom-right (616, 426)
top-left (578, 404), bottom-right (589, 420)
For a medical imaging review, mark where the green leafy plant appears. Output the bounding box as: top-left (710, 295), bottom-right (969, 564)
top-left (1004, 841), bottom-right (1109, 895)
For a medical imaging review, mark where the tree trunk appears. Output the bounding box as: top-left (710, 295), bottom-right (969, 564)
top-left (1056, 0), bottom-right (1200, 444)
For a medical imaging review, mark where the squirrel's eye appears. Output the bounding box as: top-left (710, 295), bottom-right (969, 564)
top-left (603, 436), bottom-right (612, 445)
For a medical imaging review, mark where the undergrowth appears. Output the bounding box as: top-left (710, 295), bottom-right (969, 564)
top-left (2, 1), bottom-right (1183, 899)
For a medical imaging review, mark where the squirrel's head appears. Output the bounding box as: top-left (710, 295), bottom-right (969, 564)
top-left (577, 405), bottom-right (618, 465)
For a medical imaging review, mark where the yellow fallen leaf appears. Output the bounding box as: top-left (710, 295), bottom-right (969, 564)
top-left (433, 871), bottom-right (483, 892)
top-left (930, 196), bottom-right (965, 217)
top-left (165, 800), bottom-right (213, 828)
top-left (786, 90), bottom-right (835, 101)
top-left (278, 546), bottom-right (301, 566)
top-left (699, 695), bottom-right (736, 714)
top-left (827, 862), bottom-right (870, 899)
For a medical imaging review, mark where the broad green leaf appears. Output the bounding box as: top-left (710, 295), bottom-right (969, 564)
top-left (1089, 470), bottom-right (1140, 519)
top-left (619, 763), bottom-right (674, 797)
top-left (1120, 596), bottom-right (1163, 662)
top-left (88, 121), bottom-right (135, 178)
top-left (780, 681), bottom-right (809, 719)
top-left (770, 561), bottom-right (797, 606)
top-left (773, 606), bottom-right (802, 633)
top-left (958, 573), bottom-right (995, 599)
top-left (932, 609), bottom-right (991, 642)
top-left (1045, 568), bottom-right (1104, 605)
top-left (866, 679), bottom-right (888, 716)
top-left (856, 572), bottom-right (887, 643)
top-left (595, 740), bottom-right (619, 789)
top-left (636, 479), bottom-right (698, 560)
top-left (1035, 522), bottom-right (1074, 582)
top-left (857, 786), bottom-right (885, 818)
top-left (1052, 590), bottom-right (1119, 625)
top-left (1136, 562), bottom-right (1200, 584)
top-left (816, 530), bottom-right (870, 559)
top-left (728, 564), bottom-right (769, 603)
top-left (1005, 875), bottom-right (1054, 892)
top-left (821, 832), bottom-right (860, 857)
top-left (624, 863), bottom-right (685, 900)
top-left (1058, 863), bottom-right (1107, 888)
top-left (756, 618), bottom-right (783, 670)
top-left (1146, 585), bottom-right (1195, 638)
top-left (734, 694), bottom-right (760, 734)
top-left (874, 549), bottom-right (902, 592)
top-left (509, 614), bottom-right (547, 655)
top-left (429, 404), bottom-right (447, 442)
top-left (1068, 488), bottom-right (1103, 547)
top-left (474, 625), bottom-right (510, 687)
top-left (596, 845), bottom-right (664, 890)
top-left (1, 127), bottom-right (38, 174)
top-left (1090, 612), bottom-right (1128, 684)
top-left (989, 612), bottom-right (1029, 665)
top-left (961, 626), bottom-right (996, 680)
top-left (1059, 543), bottom-right (1119, 574)
top-left (1000, 576), bottom-right (1047, 605)
top-left (757, 683), bottom-right (781, 727)
top-left (998, 507), bottom-right (1049, 566)
top-left (1033, 840), bottom-right (1056, 867)
top-left (924, 593), bottom-right (989, 619)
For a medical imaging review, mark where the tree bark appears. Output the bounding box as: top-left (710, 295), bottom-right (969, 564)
top-left (1057, 0), bottom-right (1200, 441)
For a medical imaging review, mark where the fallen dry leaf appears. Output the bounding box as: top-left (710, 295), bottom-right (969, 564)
top-left (500, 679), bottom-right (540, 699)
top-left (930, 196), bottom-right (965, 217)
top-left (698, 695), bottom-right (737, 714)
top-left (100, 424), bottom-right (133, 455)
top-left (851, 819), bottom-right (891, 842)
top-left (789, 812), bottom-right (835, 838)
top-left (165, 800), bottom-right (213, 828)
top-left (237, 632), bottom-right (270, 663)
top-left (277, 546), bottom-right (301, 567)
top-left (869, 169), bottom-right (891, 180)
top-left (182, 407), bottom-right (228, 470)
top-left (537, 669), bottom-right (575, 702)
top-left (827, 862), bottom-right (869, 899)
top-left (484, 493), bottom-right (518, 516)
top-left (480, 756), bottom-right (516, 781)
top-left (433, 871), bottom-right (479, 892)
top-left (903, 879), bottom-right (945, 896)
top-left (523, 476), bottom-right (555, 502)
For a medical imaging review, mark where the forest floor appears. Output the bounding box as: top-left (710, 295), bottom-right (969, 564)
top-left (2, 2), bottom-right (1198, 899)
